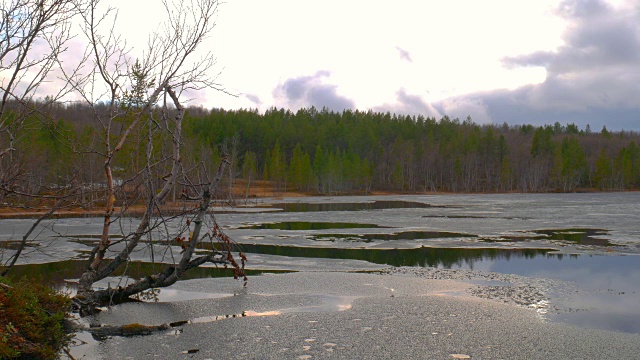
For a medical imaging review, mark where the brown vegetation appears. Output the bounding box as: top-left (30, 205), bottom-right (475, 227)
top-left (0, 277), bottom-right (71, 359)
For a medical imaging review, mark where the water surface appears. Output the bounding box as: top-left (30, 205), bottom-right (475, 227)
top-left (2, 192), bottom-right (639, 334)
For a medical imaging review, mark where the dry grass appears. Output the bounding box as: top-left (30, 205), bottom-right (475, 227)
top-left (0, 180), bottom-right (315, 219)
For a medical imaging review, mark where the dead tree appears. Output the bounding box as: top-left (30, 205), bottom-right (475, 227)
top-left (0, 0), bottom-right (72, 198)
top-left (0, 0), bottom-right (243, 311)
top-left (0, 0), bottom-right (80, 274)
top-left (65, 0), bottom-right (243, 315)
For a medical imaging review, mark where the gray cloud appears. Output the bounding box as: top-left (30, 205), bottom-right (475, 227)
top-left (504, 0), bottom-right (640, 73)
top-left (556, 0), bottom-right (611, 19)
top-left (373, 89), bottom-right (441, 118)
top-left (439, 97), bottom-right (493, 125)
top-left (273, 71), bottom-right (355, 112)
top-left (244, 93), bottom-right (261, 105)
top-left (395, 46), bottom-right (413, 62)
top-left (490, 0), bottom-right (640, 130)
top-left (439, 86), bottom-right (640, 131)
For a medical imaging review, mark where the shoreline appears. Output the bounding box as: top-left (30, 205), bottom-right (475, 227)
top-left (2, 189), bottom-right (639, 220)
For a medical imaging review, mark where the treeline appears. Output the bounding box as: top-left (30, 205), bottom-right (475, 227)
top-left (5, 104), bottom-right (640, 202)
top-left (184, 107), bottom-right (640, 194)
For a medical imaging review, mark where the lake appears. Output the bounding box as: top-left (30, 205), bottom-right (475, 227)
top-left (2, 192), bottom-right (639, 333)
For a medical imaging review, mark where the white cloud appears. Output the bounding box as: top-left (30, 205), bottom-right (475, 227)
top-left (209, 0), bottom-right (566, 109)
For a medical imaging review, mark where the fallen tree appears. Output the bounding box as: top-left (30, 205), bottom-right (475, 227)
top-left (1, 0), bottom-right (245, 317)
top-left (68, 0), bottom-right (245, 315)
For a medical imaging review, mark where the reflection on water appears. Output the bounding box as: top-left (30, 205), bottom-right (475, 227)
top-left (237, 243), bottom-right (552, 268)
top-left (8, 246), bottom-right (640, 334)
top-left (444, 253), bottom-right (640, 333)
top-left (242, 310), bottom-right (282, 317)
top-left (7, 260), bottom-right (289, 290)
top-left (6, 247), bottom-right (553, 283)
top-left (189, 294), bottom-right (355, 324)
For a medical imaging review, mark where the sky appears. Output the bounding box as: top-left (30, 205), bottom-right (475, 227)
top-left (63, 0), bottom-right (640, 131)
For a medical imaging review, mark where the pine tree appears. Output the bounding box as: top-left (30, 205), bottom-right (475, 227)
top-left (593, 149), bottom-right (612, 190)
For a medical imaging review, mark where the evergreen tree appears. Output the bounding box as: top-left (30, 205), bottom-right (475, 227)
top-left (313, 145), bottom-right (327, 192)
top-left (593, 149), bottom-right (612, 190)
top-left (559, 137), bottom-right (588, 191)
top-left (267, 141), bottom-right (286, 191)
top-left (288, 143), bottom-right (312, 191)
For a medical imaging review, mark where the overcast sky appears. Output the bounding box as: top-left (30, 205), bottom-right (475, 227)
top-left (100, 0), bottom-right (640, 130)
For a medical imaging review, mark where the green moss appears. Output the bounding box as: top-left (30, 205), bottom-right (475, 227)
top-left (0, 277), bottom-right (72, 359)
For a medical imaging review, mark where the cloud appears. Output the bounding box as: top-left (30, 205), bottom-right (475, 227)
top-left (451, 86), bottom-right (640, 131)
top-left (489, 0), bottom-right (640, 130)
top-left (244, 93), bottom-right (261, 106)
top-left (395, 46), bottom-right (413, 62)
top-left (273, 71), bottom-right (355, 112)
top-left (504, 0), bottom-right (640, 84)
top-left (373, 89), bottom-right (441, 118)
top-left (439, 97), bottom-right (493, 124)
top-left (556, 0), bottom-right (611, 19)
top-left (505, 12), bottom-right (640, 74)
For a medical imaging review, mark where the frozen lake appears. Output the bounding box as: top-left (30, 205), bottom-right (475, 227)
top-left (2, 192), bottom-right (639, 333)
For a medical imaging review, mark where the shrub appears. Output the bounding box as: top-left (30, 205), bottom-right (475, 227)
top-left (0, 277), bottom-right (72, 359)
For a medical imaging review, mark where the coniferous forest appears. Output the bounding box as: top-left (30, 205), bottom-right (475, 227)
top-left (187, 107), bottom-right (640, 194)
top-left (4, 102), bottom-right (640, 205)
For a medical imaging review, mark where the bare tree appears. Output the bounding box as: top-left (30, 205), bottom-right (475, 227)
top-left (0, 0), bottom-right (243, 314)
top-left (0, 0), bottom-right (77, 171)
top-left (63, 0), bottom-right (243, 315)
top-left (0, 0), bottom-right (80, 274)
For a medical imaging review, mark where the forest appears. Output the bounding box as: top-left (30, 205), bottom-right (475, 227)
top-left (5, 102), bottom-right (640, 206)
